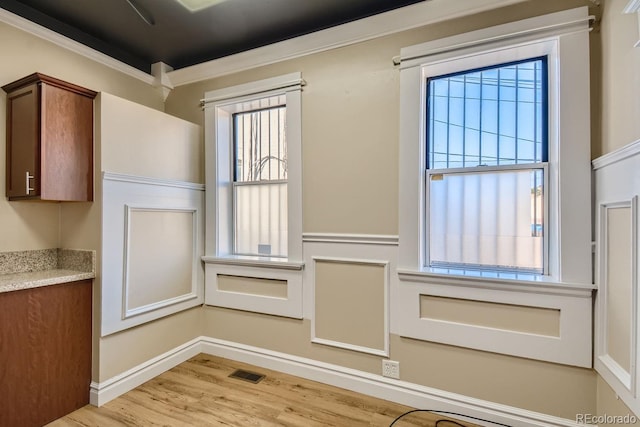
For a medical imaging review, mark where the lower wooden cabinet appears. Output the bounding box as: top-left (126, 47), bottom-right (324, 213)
top-left (0, 280), bottom-right (92, 427)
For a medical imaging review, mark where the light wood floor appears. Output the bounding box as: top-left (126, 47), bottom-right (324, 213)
top-left (48, 354), bottom-right (479, 427)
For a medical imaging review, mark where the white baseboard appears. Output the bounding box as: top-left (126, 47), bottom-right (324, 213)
top-left (89, 337), bottom-right (202, 406)
top-left (91, 336), bottom-right (581, 427)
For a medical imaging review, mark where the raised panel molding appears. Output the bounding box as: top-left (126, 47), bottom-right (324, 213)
top-left (302, 233), bottom-right (399, 246)
top-left (310, 256), bottom-right (390, 357)
top-left (203, 263), bottom-right (303, 319)
top-left (302, 238), bottom-right (398, 340)
top-left (596, 199), bottom-right (638, 394)
top-left (594, 140), bottom-right (640, 416)
top-left (101, 173), bottom-right (205, 336)
top-left (123, 206), bottom-right (199, 319)
top-left (396, 276), bottom-right (593, 367)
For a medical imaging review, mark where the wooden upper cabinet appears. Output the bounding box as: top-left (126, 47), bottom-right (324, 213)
top-left (3, 73), bottom-right (97, 201)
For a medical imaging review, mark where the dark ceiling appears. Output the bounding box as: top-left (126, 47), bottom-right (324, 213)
top-left (0, 0), bottom-right (425, 73)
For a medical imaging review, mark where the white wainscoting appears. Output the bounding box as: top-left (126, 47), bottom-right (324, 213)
top-left (101, 172), bottom-right (205, 336)
top-left (396, 271), bottom-right (593, 367)
top-left (123, 206), bottom-right (198, 319)
top-left (594, 140), bottom-right (640, 414)
top-left (203, 261), bottom-right (304, 319)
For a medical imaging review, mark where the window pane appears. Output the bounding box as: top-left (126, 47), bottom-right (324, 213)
top-left (234, 106), bottom-right (287, 182)
top-left (233, 104), bottom-right (287, 257)
top-left (234, 182), bottom-right (287, 257)
top-left (427, 58), bottom-right (546, 168)
top-left (429, 168), bottom-right (544, 273)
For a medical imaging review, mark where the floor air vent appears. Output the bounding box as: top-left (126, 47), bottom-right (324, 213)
top-left (229, 369), bottom-right (265, 384)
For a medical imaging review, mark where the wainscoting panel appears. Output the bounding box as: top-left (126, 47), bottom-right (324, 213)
top-left (102, 172), bottom-right (205, 336)
top-left (124, 207), bottom-right (197, 317)
top-left (396, 272), bottom-right (593, 367)
top-left (598, 201), bottom-right (636, 389)
top-left (605, 206), bottom-right (634, 374)
top-left (204, 263), bottom-right (303, 319)
top-left (312, 257), bottom-right (388, 356)
top-left (303, 234), bottom-right (397, 357)
top-left (594, 139), bottom-right (640, 413)
top-left (419, 295), bottom-right (561, 337)
top-left (217, 275), bottom-right (288, 299)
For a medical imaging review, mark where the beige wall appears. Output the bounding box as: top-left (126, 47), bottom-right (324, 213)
top-left (0, 0), bottom-right (620, 419)
top-left (166, 0), bottom-right (591, 236)
top-left (0, 23), bottom-right (203, 380)
top-left (314, 260), bottom-right (386, 351)
top-left (202, 307), bottom-right (595, 419)
top-left (168, 0), bottom-right (600, 419)
top-left (0, 22), bottom-right (170, 381)
top-left (419, 296), bottom-right (561, 337)
top-left (600, 0), bottom-right (640, 157)
top-left (99, 93), bottom-right (202, 183)
top-left (217, 275), bottom-right (288, 298)
top-left (0, 20), bottom-right (164, 253)
top-left (59, 91), bottom-right (201, 380)
top-left (99, 308), bottom-right (202, 381)
top-left (597, 376), bottom-right (637, 425)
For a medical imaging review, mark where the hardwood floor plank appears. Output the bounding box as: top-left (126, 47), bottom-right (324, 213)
top-left (48, 354), bottom-right (479, 427)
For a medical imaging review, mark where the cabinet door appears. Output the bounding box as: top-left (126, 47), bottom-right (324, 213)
top-left (41, 83), bottom-right (94, 201)
top-left (5, 83), bottom-right (40, 198)
top-left (0, 280), bottom-right (92, 427)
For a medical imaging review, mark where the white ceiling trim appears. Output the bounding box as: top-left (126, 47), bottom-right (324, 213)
top-left (167, 0), bottom-right (528, 87)
top-left (0, 7), bottom-right (155, 85)
top-left (0, 0), bottom-right (528, 90)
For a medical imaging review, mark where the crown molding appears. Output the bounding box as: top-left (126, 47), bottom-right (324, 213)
top-left (0, 7), bottom-right (154, 85)
top-left (166, 0), bottom-right (528, 87)
top-left (0, 0), bottom-right (529, 89)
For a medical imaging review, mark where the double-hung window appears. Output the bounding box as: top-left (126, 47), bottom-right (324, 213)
top-left (398, 7), bottom-right (592, 284)
top-left (426, 58), bottom-right (548, 274)
top-left (233, 102), bottom-right (288, 257)
top-left (396, 7), bottom-right (593, 368)
top-left (203, 73), bottom-right (304, 263)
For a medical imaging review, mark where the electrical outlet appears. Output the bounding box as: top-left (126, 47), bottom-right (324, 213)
top-left (382, 360), bottom-right (400, 379)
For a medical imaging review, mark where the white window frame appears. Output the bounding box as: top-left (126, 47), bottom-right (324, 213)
top-left (423, 54), bottom-right (550, 276)
top-left (395, 8), bottom-right (595, 367)
top-left (201, 73), bottom-right (305, 318)
top-left (202, 73), bottom-right (304, 266)
top-left (398, 7), bottom-right (592, 286)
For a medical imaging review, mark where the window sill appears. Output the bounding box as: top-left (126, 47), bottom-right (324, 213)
top-left (397, 267), bottom-right (595, 296)
top-left (201, 255), bottom-right (304, 271)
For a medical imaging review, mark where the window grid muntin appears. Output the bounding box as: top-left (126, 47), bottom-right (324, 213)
top-left (426, 56), bottom-right (548, 170)
top-left (233, 105), bottom-right (287, 183)
top-left (232, 104), bottom-right (288, 257)
top-left (424, 56), bottom-right (549, 274)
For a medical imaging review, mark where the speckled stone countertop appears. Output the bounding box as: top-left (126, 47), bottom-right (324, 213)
top-left (0, 249), bottom-right (95, 294)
